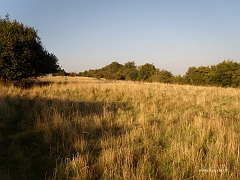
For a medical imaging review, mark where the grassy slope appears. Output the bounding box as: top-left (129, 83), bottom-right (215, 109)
top-left (0, 76), bottom-right (239, 179)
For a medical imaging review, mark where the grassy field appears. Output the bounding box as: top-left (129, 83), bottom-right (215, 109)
top-left (0, 76), bottom-right (239, 179)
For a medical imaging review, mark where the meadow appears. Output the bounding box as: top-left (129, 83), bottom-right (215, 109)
top-left (0, 76), bottom-right (239, 179)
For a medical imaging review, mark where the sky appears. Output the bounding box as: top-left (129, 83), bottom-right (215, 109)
top-left (1, 0), bottom-right (239, 75)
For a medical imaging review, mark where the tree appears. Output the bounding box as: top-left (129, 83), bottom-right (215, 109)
top-left (172, 74), bottom-right (185, 84)
top-left (122, 61), bottom-right (138, 81)
top-left (152, 69), bottom-right (173, 83)
top-left (137, 63), bottom-right (156, 81)
top-left (183, 60), bottom-right (240, 87)
top-left (232, 69), bottom-right (240, 87)
top-left (0, 14), bottom-right (60, 81)
top-left (93, 61), bottom-right (124, 80)
top-left (52, 69), bottom-right (67, 76)
top-left (160, 69), bottom-right (173, 83)
top-left (213, 60), bottom-right (240, 87)
top-left (184, 66), bottom-right (213, 86)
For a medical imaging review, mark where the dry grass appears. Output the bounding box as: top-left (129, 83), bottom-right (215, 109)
top-left (0, 76), bottom-right (239, 179)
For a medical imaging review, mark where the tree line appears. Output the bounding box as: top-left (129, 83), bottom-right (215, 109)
top-left (76, 61), bottom-right (175, 83)
top-left (64, 59), bottom-right (240, 88)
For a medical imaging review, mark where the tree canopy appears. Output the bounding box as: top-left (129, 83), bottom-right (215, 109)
top-left (183, 60), bottom-right (240, 87)
top-left (0, 14), bottom-right (60, 81)
top-left (137, 63), bottom-right (156, 81)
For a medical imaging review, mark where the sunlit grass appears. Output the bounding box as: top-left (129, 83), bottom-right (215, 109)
top-left (0, 76), bottom-right (239, 179)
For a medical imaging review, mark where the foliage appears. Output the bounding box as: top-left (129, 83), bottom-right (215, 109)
top-left (172, 74), bottom-right (185, 84)
top-left (122, 61), bottom-right (138, 81)
top-left (78, 61), bottom-right (138, 81)
top-left (52, 69), bottom-right (67, 76)
top-left (152, 68), bottom-right (173, 83)
top-left (183, 60), bottom-right (240, 87)
top-left (184, 66), bottom-right (211, 85)
top-left (0, 14), bottom-right (60, 82)
top-left (232, 69), bottom-right (240, 87)
top-left (137, 63), bottom-right (156, 81)
top-left (213, 60), bottom-right (240, 87)
top-left (69, 72), bottom-right (77, 77)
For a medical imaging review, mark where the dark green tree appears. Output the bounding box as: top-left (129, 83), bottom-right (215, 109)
top-left (152, 69), bottom-right (173, 83)
top-left (184, 66), bottom-right (211, 85)
top-left (99, 62), bottom-right (124, 80)
top-left (184, 66), bottom-right (199, 85)
top-left (232, 69), bottom-right (240, 87)
top-left (0, 14), bottom-right (60, 81)
top-left (137, 63), bottom-right (156, 81)
top-left (78, 70), bottom-right (89, 77)
top-left (213, 60), bottom-right (240, 87)
top-left (122, 61), bottom-right (138, 81)
top-left (126, 68), bottom-right (138, 81)
top-left (52, 69), bottom-right (67, 76)
top-left (172, 74), bottom-right (185, 84)
top-left (183, 60), bottom-right (240, 87)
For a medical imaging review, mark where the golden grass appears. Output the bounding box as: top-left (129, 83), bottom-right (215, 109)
top-left (0, 76), bottom-right (239, 179)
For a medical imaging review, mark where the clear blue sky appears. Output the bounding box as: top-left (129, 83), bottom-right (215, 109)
top-left (1, 0), bottom-right (239, 75)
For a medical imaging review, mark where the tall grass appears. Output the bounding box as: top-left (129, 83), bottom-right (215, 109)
top-left (0, 76), bottom-right (239, 179)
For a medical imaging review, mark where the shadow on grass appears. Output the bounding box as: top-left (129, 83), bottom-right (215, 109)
top-left (0, 95), bottom-right (132, 179)
top-left (14, 79), bottom-right (53, 89)
top-left (0, 78), bottom-right (54, 89)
